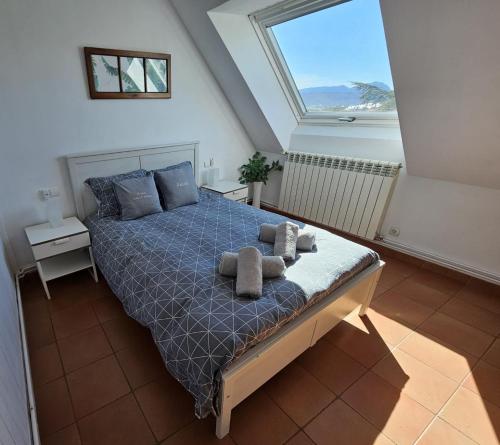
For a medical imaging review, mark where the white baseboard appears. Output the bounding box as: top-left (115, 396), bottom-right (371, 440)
top-left (16, 268), bottom-right (40, 445)
top-left (19, 211), bottom-right (498, 286)
top-left (377, 238), bottom-right (500, 285)
top-left (259, 203), bottom-right (500, 285)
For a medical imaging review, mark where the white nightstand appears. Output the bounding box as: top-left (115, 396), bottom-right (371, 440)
top-left (25, 217), bottom-right (98, 299)
top-left (201, 180), bottom-right (248, 203)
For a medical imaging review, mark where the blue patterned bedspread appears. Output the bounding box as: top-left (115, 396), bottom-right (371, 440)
top-left (86, 190), bottom-right (378, 417)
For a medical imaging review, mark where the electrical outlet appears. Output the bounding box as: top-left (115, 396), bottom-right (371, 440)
top-left (38, 187), bottom-right (60, 200)
top-left (39, 188), bottom-right (51, 200)
top-left (388, 226), bottom-right (400, 237)
top-left (49, 186), bottom-right (60, 197)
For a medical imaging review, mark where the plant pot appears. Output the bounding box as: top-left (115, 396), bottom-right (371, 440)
top-left (252, 181), bottom-right (263, 208)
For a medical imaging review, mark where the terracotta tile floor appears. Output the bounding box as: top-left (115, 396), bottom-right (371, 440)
top-left (21, 249), bottom-right (500, 445)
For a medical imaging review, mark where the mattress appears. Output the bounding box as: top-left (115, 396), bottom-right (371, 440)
top-left (86, 190), bottom-right (378, 417)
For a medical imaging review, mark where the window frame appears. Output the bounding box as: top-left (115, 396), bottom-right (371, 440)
top-left (250, 0), bottom-right (399, 126)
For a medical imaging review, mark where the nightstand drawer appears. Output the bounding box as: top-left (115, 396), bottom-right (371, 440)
top-left (223, 188), bottom-right (248, 201)
top-left (32, 232), bottom-right (90, 261)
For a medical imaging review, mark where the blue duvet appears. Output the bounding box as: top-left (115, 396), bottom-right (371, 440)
top-left (86, 190), bottom-right (377, 417)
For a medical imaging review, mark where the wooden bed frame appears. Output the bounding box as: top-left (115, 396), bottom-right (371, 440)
top-left (66, 142), bottom-right (384, 439)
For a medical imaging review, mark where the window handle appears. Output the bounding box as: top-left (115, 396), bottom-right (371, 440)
top-left (337, 117), bottom-right (356, 123)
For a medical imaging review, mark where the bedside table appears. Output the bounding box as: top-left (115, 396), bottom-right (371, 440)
top-left (201, 180), bottom-right (248, 203)
top-left (25, 217), bottom-right (98, 299)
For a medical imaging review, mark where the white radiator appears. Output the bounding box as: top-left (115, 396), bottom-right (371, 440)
top-left (278, 152), bottom-right (401, 240)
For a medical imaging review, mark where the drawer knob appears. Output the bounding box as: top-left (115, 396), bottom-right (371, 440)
top-left (53, 237), bottom-right (70, 245)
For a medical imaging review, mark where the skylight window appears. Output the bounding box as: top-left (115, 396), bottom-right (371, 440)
top-left (254, 0), bottom-right (397, 122)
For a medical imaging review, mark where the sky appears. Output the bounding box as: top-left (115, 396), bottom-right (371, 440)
top-left (272, 0), bottom-right (394, 90)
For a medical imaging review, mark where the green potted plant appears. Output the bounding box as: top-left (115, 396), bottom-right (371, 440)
top-left (239, 152), bottom-right (283, 208)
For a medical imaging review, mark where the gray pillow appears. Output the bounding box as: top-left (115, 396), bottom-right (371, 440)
top-left (154, 162), bottom-right (199, 210)
top-left (153, 160), bottom-right (192, 175)
top-left (113, 173), bottom-right (162, 220)
top-left (152, 161), bottom-right (192, 208)
top-left (85, 169), bottom-right (147, 217)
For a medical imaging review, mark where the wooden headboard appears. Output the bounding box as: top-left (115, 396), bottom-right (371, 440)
top-left (66, 141), bottom-right (199, 220)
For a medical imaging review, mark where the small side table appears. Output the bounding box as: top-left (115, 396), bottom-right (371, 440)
top-left (24, 217), bottom-right (98, 299)
top-left (201, 180), bottom-right (248, 203)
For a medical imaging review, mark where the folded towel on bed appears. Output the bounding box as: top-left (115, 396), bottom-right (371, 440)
top-left (259, 223), bottom-right (316, 251)
top-left (274, 222), bottom-right (299, 261)
top-left (219, 252), bottom-right (285, 278)
top-left (236, 247), bottom-right (263, 299)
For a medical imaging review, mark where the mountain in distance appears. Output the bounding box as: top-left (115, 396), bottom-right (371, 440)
top-left (299, 82), bottom-right (391, 109)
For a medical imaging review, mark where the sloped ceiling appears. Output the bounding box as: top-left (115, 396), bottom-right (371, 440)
top-left (174, 0), bottom-right (500, 190)
top-left (171, 0), bottom-right (282, 153)
top-left (381, 0), bottom-right (500, 189)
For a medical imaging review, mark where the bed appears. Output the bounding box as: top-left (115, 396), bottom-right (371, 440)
top-left (66, 142), bottom-right (384, 438)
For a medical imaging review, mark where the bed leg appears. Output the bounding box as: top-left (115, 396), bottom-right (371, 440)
top-left (216, 407), bottom-right (231, 439)
top-left (359, 264), bottom-right (383, 316)
top-left (216, 379), bottom-right (232, 439)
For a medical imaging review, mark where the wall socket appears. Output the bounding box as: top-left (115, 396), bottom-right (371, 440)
top-left (39, 187), bottom-right (60, 200)
top-left (388, 226), bottom-right (400, 237)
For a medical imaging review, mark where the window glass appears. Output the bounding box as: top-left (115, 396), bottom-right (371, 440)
top-left (270, 0), bottom-right (397, 115)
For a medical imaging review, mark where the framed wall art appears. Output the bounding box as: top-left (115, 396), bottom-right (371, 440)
top-left (84, 47), bottom-right (171, 99)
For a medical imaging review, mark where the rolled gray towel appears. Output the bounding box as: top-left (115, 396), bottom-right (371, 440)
top-left (219, 252), bottom-right (285, 278)
top-left (259, 223), bottom-right (278, 244)
top-left (260, 223), bottom-right (315, 251)
top-left (274, 222), bottom-right (299, 261)
top-left (236, 247), bottom-right (263, 299)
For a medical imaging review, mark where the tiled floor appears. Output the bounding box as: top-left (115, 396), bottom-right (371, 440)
top-left (21, 249), bottom-right (500, 445)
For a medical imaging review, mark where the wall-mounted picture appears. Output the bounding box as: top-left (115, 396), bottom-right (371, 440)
top-left (84, 47), bottom-right (171, 99)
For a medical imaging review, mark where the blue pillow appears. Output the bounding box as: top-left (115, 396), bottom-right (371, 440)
top-left (85, 169), bottom-right (147, 217)
top-left (154, 162), bottom-right (199, 210)
top-left (113, 173), bottom-right (162, 220)
top-left (153, 161), bottom-right (194, 208)
top-left (153, 161), bottom-right (192, 175)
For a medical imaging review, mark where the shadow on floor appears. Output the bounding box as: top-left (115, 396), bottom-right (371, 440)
top-left (20, 251), bottom-right (500, 445)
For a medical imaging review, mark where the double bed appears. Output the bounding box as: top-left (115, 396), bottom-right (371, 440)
top-left (67, 142), bottom-right (384, 438)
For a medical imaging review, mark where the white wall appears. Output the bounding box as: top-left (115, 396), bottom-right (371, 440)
top-left (171, 0), bottom-right (281, 152)
top-left (383, 173), bottom-right (500, 278)
top-left (290, 125), bottom-right (403, 161)
top-left (259, 151), bottom-right (285, 206)
top-left (285, 126), bottom-right (500, 279)
top-left (206, 0), bottom-right (500, 279)
top-left (1, 0), bottom-right (499, 279)
top-left (0, 228), bottom-right (31, 444)
top-left (0, 0), bottom-right (255, 268)
top-left (260, 124), bottom-right (500, 279)
top-left (209, 6), bottom-right (297, 150)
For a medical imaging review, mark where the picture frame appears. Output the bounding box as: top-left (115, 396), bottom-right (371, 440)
top-left (84, 47), bottom-right (171, 99)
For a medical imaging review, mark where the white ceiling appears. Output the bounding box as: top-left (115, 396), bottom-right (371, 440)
top-left (174, 0), bottom-right (500, 190)
top-left (381, 0), bottom-right (500, 189)
top-left (171, 0), bottom-right (282, 152)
